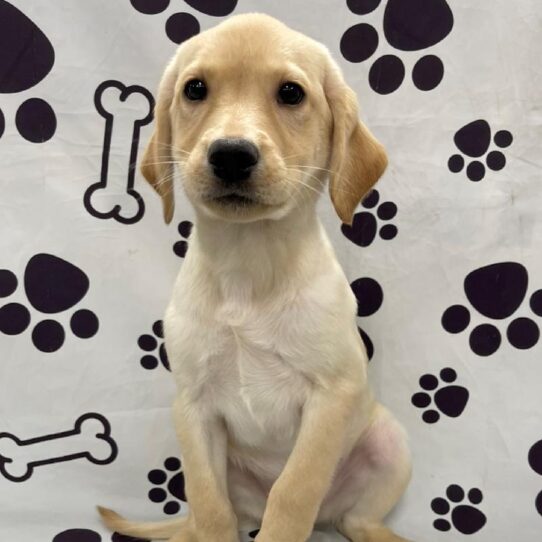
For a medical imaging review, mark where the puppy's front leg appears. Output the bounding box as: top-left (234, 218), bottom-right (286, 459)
top-left (256, 379), bottom-right (363, 542)
top-left (172, 392), bottom-right (239, 542)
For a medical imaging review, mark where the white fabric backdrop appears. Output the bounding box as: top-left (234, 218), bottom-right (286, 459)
top-left (1, 1), bottom-right (541, 540)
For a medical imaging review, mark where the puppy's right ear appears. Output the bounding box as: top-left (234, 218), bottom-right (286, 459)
top-left (141, 59), bottom-right (178, 224)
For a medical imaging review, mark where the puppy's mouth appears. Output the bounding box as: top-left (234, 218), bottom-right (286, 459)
top-left (214, 193), bottom-right (256, 206)
top-left (205, 189), bottom-right (262, 207)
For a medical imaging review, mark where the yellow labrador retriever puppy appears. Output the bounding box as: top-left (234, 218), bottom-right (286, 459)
top-left (99, 12), bottom-right (412, 542)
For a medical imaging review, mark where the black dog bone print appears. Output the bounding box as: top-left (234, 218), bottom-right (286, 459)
top-left (431, 484), bottom-right (487, 534)
top-left (0, 413), bottom-right (117, 482)
top-left (0, 0), bottom-right (56, 142)
top-left (442, 262), bottom-right (542, 356)
top-left (528, 440), bottom-right (542, 516)
top-left (341, 0), bottom-right (454, 94)
top-left (130, 0), bottom-right (238, 44)
top-left (53, 528), bottom-right (149, 542)
top-left (83, 81), bottom-right (154, 225)
top-left (0, 253), bottom-right (99, 352)
top-left (448, 120), bottom-right (513, 181)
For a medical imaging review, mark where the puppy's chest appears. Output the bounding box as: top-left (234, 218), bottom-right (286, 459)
top-left (202, 320), bottom-right (309, 448)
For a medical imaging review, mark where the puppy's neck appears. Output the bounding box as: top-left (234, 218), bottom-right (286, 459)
top-left (192, 204), bottom-right (327, 303)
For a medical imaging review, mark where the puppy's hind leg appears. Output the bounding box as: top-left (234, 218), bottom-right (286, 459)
top-left (335, 406), bottom-right (413, 542)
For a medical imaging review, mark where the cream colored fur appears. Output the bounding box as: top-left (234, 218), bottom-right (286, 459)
top-left (99, 13), bottom-right (413, 542)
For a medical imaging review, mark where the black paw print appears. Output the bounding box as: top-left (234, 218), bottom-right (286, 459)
top-left (341, 189), bottom-right (397, 247)
top-left (0, 1), bottom-right (56, 142)
top-left (0, 254), bottom-right (99, 353)
top-left (138, 320), bottom-right (170, 371)
top-left (173, 220), bottom-right (193, 258)
top-left (350, 276), bottom-right (383, 360)
top-left (528, 440), bottom-right (542, 516)
top-left (431, 484), bottom-right (486, 534)
top-left (148, 456), bottom-right (186, 515)
top-left (411, 368), bottom-right (469, 424)
top-left (53, 529), bottom-right (102, 542)
top-left (340, 0), bottom-right (454, 94)
top-left (130, 0), bottom-right (238, 44)
top-left (52, 529), bottom-right (148, 542)
top-left (442, 262), bottom-right (542, 356)
top-left (448, 120), bottom-right (513, 181)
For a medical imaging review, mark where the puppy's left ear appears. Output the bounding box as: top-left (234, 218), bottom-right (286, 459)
top-left (323, 55), bottom-right (388, 225)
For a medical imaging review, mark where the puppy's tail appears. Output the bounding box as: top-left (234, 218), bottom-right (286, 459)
top-left (97, 505), bottom-right (189, 539)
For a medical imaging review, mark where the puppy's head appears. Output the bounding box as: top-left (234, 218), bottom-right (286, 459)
top-left (141, 13), bottom-right (387, 225)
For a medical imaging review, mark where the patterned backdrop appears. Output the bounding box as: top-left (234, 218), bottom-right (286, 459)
top-left (0, 1), bottom-right (541, 540)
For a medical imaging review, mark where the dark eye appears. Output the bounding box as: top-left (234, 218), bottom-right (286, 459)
top-left (184, 79), bottom-right (207, 101)
top-left (277, 82), bottom-right (305, 105)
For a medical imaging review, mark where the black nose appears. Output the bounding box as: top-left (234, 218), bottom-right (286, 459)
top-left (208, 138), bottom-right (259, 183)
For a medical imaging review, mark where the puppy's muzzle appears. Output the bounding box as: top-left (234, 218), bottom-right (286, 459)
top-left (208, 138), bottom-right (259, 184)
